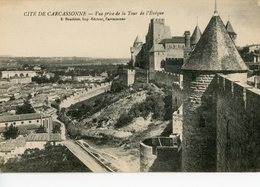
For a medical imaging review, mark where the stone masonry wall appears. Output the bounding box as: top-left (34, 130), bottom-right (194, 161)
top-left (216, 74), bottom-right (260, 171)
top-left (59, 82), bottom-right (111, 109)
top-left (140, 137), bottom-right (180, 172)
top-left (134, 68), bottom-right (148, 83)
top-left (182, 72), bottom-right (217, 172)
top-left (153, 71), bottom-right (179, 87)
top-left (122, 69), bottom-right (135, 86)
top-left (140, 141), bottom-right (157, 172)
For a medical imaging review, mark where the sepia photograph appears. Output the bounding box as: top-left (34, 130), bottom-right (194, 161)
top-left (0, 0), bottom-right (260, 179)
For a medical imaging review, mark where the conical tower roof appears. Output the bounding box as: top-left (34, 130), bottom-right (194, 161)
top-left (182, 14), bottom-right (247, 72)
top-left (134, 35), bottom-right (142, 43)
top-left (190, 25), bottom-right (202, 45)
top-left (226, 21), bottom-right (236, 34)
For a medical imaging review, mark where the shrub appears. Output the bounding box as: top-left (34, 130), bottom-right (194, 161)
top-left (3, 124), bottom-right (19, 140)
top-left (115, 112), bottom-right (133, 128)
top-left (16, 100), bottom-right (35, 114)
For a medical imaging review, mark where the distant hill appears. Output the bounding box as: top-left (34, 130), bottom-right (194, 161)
top-left (0, 56), bottom-right (129, 67)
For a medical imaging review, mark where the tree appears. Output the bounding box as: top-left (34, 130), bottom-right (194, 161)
top-left (115, 112), bottom-right (133, 128)
top-left (3, 124), bottom-right (19, 140)
top-left (16, 100), bottom-right (35, 114)
top-left (52, 124), bottom-right (61, 134)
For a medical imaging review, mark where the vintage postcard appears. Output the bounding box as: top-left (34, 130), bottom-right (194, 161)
top-left (0, 0), bottom-right (260, 174)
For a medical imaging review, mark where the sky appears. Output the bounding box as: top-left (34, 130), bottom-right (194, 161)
top-left (0, 0), bottom-right (259, 58)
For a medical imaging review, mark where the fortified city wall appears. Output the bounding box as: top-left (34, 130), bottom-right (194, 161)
top-left (152, 70), bottom-right (180, 87)
top-left (216, 74), bottom-right (260, 171)
top-left (59, 82), bottom-right (111, 109)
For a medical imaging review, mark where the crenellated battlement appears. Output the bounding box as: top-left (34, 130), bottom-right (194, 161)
top-left (152, 70), bottom-right (181, 88)
top-left (154, 70), bottom-right (179, 77)
top-left (59, 82), bottom-right (111, 109)
top-left (216, 73), bottom-right (260, 171)
top-left (217, 74), bottom-right (260, 109)
top-left (151, 18), bottom-right (165, 24)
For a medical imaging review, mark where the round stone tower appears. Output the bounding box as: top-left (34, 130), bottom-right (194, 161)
top-left (181, 9), bottom-right (248, 171)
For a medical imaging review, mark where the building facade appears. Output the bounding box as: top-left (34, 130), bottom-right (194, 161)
top-left (130, 19), bottom-right (201, 72)
top-left (1, 71), bottom-right (37, 79)
top-left (0, 113), bottom-right (52, 133)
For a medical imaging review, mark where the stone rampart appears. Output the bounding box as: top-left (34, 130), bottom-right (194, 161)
top-left (216, 74), bottom-right (260, 171)
top-left (153, 70), bottom-right (180, 87)
top-left (59, 82), bottom-right (111, 109)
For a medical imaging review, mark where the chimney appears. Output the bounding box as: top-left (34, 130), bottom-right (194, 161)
top-left (184, 31), bottom-right (190, 48)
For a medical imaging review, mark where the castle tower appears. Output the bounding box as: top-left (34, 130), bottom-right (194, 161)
top-left (145, 19), bottom-right (171, 66)
top-left (226, 20), bottom-right (237, 44)
top-left (181, 2), bottom-right (248, 171)
top-left (190, 18), bottom-right (202, 48)
top-left (184, 31), bottom-right (191, 48)
top-left (133, 35), bottom-right (143, 47)
top-left (149, 44), bottom-right (166, 71)
top-left (130, 35), bottom-right (143, 67)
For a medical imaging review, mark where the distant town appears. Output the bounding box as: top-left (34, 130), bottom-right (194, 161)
top-left (0, 1), bottom-right (260, 172)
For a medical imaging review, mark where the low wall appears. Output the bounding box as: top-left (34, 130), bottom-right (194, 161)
top-left (59, 82), bottom-right (111, 109)
top-left (140, 137), bottom-right (180, 172)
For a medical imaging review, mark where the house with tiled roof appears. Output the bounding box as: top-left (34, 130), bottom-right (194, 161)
top-left (0, 113), bottom-right (52, 133)
top-left (0, 133), bottom-right (61, 162)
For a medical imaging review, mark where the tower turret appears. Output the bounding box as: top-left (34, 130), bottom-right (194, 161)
top-left (133, 35), bottom-right (143, 47)
top-left (181, 1), bottom-right (247, 172)
top-left (130, 35), bottom-right (143, 67)
top-left (190, 18), bottom-right (202, 48)
top-left (226, 20), bottom-right (237, 44)
top-left (184, 31), bottom-right (191, 48)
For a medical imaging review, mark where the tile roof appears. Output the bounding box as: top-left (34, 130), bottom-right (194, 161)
top-left (160, 37), bottom-right (185, 44)
top-left (226, 21), bottom-right (236, 34)
top-left (134, 35), bottom-right (142, 43)
top-left (149, 44), bottom-right (166, 52)
top-left (182, 15), bottom-right (248, 72)
top-left (26, 133), bottom-right (61, 142)
top-left (0, 136), bottom-right (26, 152)
top-left (190, 26), bottom-right (202, 45)
top-left (0, 113), bottom-right (49, 123)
